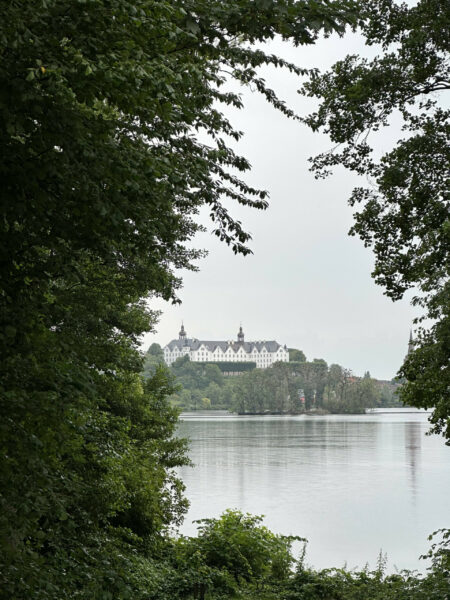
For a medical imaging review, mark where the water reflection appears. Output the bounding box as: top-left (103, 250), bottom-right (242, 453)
top-left (177, 412), bottom-right (449, 571)
top-left (405, 421), bottom-right (421, 498)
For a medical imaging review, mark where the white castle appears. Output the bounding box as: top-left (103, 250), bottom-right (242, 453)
top-left (163, 325), bottom-right (289, 369)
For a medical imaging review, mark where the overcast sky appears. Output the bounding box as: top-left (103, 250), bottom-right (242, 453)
top-left (142, 32), bottom-right (417, 381)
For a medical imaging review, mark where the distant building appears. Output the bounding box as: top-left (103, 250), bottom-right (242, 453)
top-left (163, 325), bottom-right (289, 369)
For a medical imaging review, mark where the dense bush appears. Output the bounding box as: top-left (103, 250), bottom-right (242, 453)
top-left (174, 510), bottom-right (303, 599)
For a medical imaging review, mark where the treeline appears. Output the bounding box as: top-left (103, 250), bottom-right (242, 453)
top-left (143, 345), bottom-right (402, 413)
top-left (230, 362), bottom-right (391, 414)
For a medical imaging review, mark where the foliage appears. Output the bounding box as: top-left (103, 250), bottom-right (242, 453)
top-left (168, 355), bottom-right (260, 409)
top-left (377, 379), bottom-right (403, 408)
top-left (0, 365), bottom-right (189, 599)
top-left (301, 0), bottom-right (450, 440)
top-left (169, 355), bottom-right (228, 409)
top-left (145, 518), bottom-right (450, 600)
top-left (281, 531), bottom-right (450, 600)
top-left (197, 361), bottom-right (258, 373)
top-left (233, 361), bottom-right (381, 414)
top-left (401, 301), bottom-right (450, 441)
top-left (323, 369), bottom-right (380, 413)
top-left (143, 343), bottom-right (166, 379)
top-left (168, 353), bottom-right (389, 413)
top-left (174, 510), bottom-right (303, 598)
top-left (1, 1), bottom-right (359, 595)
top-left (281, 565), bottom-right (450, 600)
top-left (233, 362), bottom-right (293, 413)
top-left (289, 348), bottom-right (307, 362)
top-left (420, 528), bottom-right (450, 574)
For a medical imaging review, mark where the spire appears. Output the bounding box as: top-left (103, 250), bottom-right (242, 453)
top-left (407, 329), bottom-right (414, 355)
top-left (237, 324), bottom-right (244, 344)
top-left (179, 322), bottom-right (186, 340)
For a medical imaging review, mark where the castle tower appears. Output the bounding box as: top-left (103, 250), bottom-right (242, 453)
top-left (179, 322), bottom-right (187, 341)
top-left (237, 325), bottom-right (244, 344)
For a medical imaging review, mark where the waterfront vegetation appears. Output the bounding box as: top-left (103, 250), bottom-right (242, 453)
top-left (1, 0), bottom-right (448, 598)
top-left (144, 344), bottom-right (402, 413)
top-left (158, 514), bottom-right (450, 600)
top-left (133, 510), bottom-right (450, 600)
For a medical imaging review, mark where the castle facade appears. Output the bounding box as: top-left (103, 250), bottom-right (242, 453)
top-left (163, 325), bottom-right (289, 369)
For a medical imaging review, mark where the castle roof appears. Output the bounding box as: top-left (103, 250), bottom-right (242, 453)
top-left (165, 339), bottom-right (283, 353)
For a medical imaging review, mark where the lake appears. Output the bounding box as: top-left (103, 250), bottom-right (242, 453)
top-left (177, 409), bottom-right (450, 572)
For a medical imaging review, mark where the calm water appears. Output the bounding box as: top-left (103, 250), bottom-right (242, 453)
top-left (177, 410), bottom-right (450, 572)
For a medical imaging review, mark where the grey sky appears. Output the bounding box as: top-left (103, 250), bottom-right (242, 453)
top-left (143, 33), bottom-right (417, 380)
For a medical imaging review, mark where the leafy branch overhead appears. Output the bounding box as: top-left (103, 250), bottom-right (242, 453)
top-left (301, 0), bottom-right (449, 440)
top-left (2, 0), bottom-right (357, 307)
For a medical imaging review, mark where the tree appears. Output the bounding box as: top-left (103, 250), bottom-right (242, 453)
top-left (175, 510), bottom-right (302, 597)
top-left (1, 1), bottom-right (358, 596)
top-left (289, 348), bottom-right (307, 362)
top-left (378, 380), bottom-right (402, 408)
top-left (204, 364), bottom-right (224, 386)
top-left (292, 360), bottom-right (328, 407)
top-left (302, 0), bottom-right (449, 441)
top-left (0, 362), bottom-right (190, 599)
top-left (143, 342), bottom-right (165, 378)
top-left (148, 343), bottom-right (164, 358)
top-left (204, 382), bottom-right (221, 406)
top-left (234, 368), bottom-right (269, 413)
